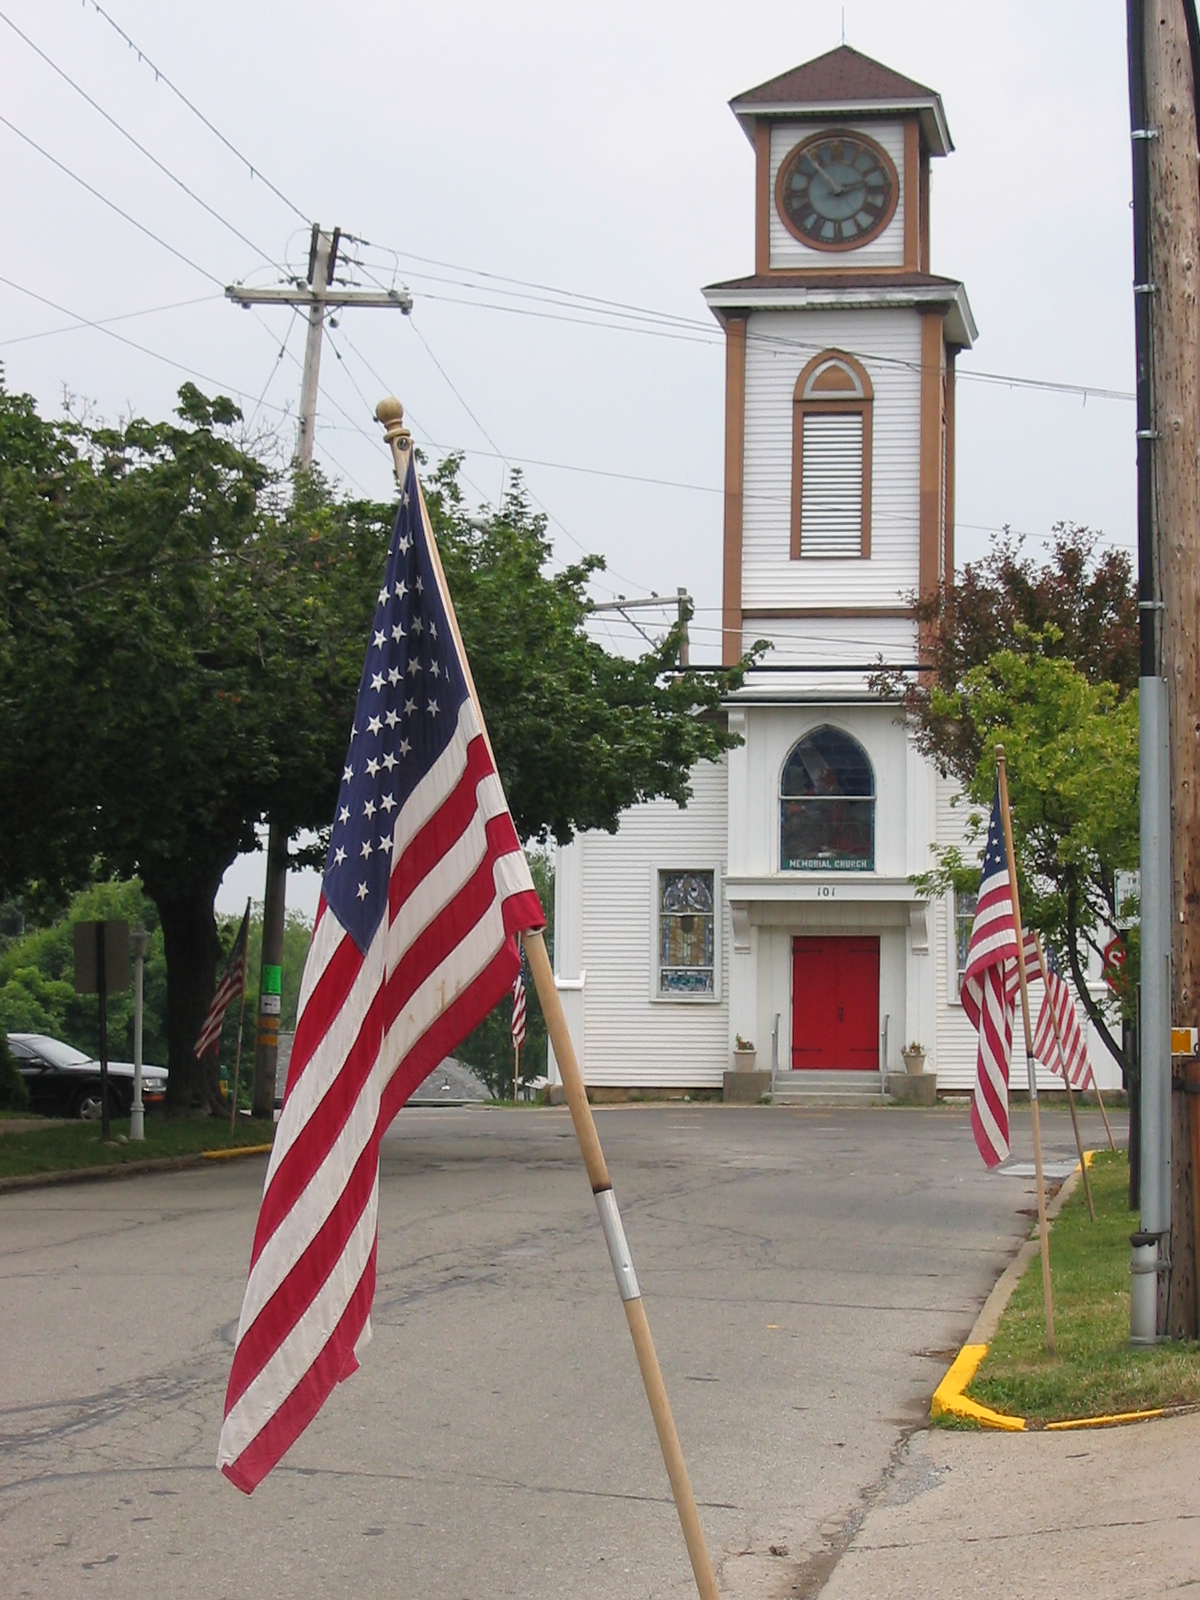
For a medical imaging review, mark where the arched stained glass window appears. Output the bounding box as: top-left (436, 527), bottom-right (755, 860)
top-left (780, 727), bottom-right (875, 872)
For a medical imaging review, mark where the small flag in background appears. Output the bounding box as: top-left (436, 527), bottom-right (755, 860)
top-left (195, 904), bottom-right (250, 1060)
top-left (960, 785), bottom-right (1019, 1168)
top-left (217, 455), bottom-right (544, 1494)
top-left (1033, 943), bottom-right (1093, 1089)
top-left (511, 957), bottom-right (527, 1053)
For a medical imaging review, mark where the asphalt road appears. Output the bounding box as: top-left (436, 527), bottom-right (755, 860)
top-left (0, 1102), bottom-right (1118, 1600)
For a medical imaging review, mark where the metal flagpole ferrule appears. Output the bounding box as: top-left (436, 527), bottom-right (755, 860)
top-left (594, 1187), bottom-right (641, 1302)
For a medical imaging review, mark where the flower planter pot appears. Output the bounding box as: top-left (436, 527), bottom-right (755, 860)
top-left (733, 1048), bottom-right (757, 1074)
top-left (902, 1050), bottom-right (927, 1076)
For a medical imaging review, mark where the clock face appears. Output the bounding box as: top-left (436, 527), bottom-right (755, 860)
top-left (775, 130), bottom-right (899, 252)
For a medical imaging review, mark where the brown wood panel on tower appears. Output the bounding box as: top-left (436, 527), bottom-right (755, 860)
top-left (917, 310), bottom-right (946, 665)
top-left (903, 117), bottom-right (920, 269)
top-left (919, 150), bottom-right (931, 272)
top-left (944, 349), bottom-right (957, 580)
top-left (722, 315), bottom-right (748, 666)
top-left (755, 120), bottom-right (771, 275)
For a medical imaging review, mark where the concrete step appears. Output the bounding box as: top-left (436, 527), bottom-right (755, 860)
top-left (771, 1070), bottom-right (884, 1104)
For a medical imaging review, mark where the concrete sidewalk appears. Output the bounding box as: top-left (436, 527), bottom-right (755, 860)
top-left (810, 1413), bottom-right (1200, 1599)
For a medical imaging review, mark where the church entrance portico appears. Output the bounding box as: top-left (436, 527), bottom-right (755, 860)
top-left (791, 935), bottom-right (880, 1070)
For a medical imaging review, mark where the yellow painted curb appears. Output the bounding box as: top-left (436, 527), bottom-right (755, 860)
top-left (201, 1143), bottom-right (273, 1161)
top-left (1045, 1406), bottom-right (1166, 1430)
top-left (931, 1343), bottom-right (1026, 1431)
top-left (932, 1150), bottom-right (1180, 1434)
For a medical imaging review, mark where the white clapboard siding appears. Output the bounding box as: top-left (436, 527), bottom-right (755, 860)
top-left (769, 120), bottom-right (906, 270)
top-left (740, 615), bottom-right (917, 698)
top-left (799, 414), bottom-right (863, 556)
top-left (742, 307), bottom-right (921, 611)
top-left (578, 759), bottom-right (730, 1088)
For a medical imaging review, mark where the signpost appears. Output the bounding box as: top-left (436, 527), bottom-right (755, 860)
top-left (72, 920), bottom-right (130, 1142)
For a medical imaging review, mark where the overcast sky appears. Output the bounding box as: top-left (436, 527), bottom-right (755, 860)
top-left (2, 1), bottom-right (1136, 916)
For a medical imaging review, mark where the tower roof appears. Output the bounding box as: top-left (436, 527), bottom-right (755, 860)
top-left (731, 45), bottom-right (952, 155)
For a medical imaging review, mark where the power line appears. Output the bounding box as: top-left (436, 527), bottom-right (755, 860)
top-left (0, 271), bottom-right (290, 417)
top-left (83, 0), bottom-right (311, 226)
top-left (0, 112), bottom-right (223, 287)
top-left (0, 9), bottom-right (287, 274)
top-left (355, 241), bottom-right (1135, 404)
top-left (0, 292), bottom-right (221, 348)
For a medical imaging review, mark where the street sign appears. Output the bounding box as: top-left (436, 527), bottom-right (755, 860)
top-left (72, 920), bottom-right (130, 994)
top-left (1171, 1027), bottom-right (1198, 1056)
top-left (1102, 937), bottom-right (1127, 994)
top-left (71, 920), bottom-right (129, 1142)
top-left (1114, 869), bottom-right (1140, 930)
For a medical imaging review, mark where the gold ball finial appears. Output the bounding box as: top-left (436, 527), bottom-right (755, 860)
top-left (375, 395), bottom-right (411, 451)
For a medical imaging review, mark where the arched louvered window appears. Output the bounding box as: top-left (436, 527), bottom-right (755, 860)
top-left (780, 726), bottom-right (875, 871)
top-left (791, 350), bottom-right (873, 559)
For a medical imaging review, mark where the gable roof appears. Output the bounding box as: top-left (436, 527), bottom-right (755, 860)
top-left (731, 45), bottom-right (952, 155)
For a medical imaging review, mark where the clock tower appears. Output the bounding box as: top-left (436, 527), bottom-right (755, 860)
top-left (547, 46), bottom-right (1056, 1105)
top-left (705, 45), bottom-right (975, 671)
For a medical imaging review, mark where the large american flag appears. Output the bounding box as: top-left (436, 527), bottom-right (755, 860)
top-left (195, 903), bottom-right (250, 1060)
top-left (217, 456), bottom-right (543, 1493)
top-left (960, 787), bottom-right (1019, 1167)
top-left (1032, 942), bottom-right (1093, 1089)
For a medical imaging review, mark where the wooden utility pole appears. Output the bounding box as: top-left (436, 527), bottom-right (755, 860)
top-left (1143, 0), bottom-right (1200, 1337)
top-left (227, 227), bottom-right (412, 1118)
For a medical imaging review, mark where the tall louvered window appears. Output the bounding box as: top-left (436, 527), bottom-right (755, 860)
top-left (791, 351), bottom-right (873, 559)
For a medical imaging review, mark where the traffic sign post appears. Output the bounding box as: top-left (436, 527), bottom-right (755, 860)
top-left (72, 920), bottom-right (130, 1141)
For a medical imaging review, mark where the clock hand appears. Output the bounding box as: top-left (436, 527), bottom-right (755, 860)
top-left (809, 157), bottom-right (846, 196)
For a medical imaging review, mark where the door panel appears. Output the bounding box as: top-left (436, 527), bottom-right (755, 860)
top-left (791, 936), bottom-right (880, 1070)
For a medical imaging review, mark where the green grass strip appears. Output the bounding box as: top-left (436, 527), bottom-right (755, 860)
top-left (0, 1115), bottom-right (275, 1180)
top-left (967, 1149), bottom-right (1200, 1423)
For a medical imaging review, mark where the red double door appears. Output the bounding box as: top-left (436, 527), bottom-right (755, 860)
top-left (791, 936), bottom-right (880, 1071)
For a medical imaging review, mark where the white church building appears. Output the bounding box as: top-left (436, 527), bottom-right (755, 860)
top-left (547, 46), bottom-right (1118, 1100)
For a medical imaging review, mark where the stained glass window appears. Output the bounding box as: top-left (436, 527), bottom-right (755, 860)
top-left (780, 726), bottom-right (875, 871)
top-left (659, 871), bottom-right (715, 995)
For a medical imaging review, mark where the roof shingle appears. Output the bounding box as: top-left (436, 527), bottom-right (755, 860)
top-left (733, 45), bottom-right (936, 109)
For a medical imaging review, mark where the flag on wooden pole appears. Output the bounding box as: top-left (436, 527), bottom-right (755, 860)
top-left (216, 452), bottom-right (543, 1493)
top-left (960, 784), bottom-right (1019, 1167)
top-left (195, 904), bottom-right (251, 1060)
top-left (511, 960), bottom-right (527, 1052)
top-left (1032, 942), bottom-right (1093, 1089)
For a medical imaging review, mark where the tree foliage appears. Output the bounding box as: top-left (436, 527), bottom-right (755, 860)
top-left (891, 528), bottom-right (1139, 1072)
top-left (0, 383), bottom-right (750, 1109)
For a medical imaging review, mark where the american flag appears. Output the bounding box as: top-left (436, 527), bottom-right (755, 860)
top-left (217, 456), bottom-right (543, 1493)
top-left (1032, 942), bottom-right (1093, 1089)
top-left (511, 960), bottom-right (527, 1052)
top-left (195, 903), bottom-right (250, 1060)
top-left (960, 786), bottom-right (1019, 1167)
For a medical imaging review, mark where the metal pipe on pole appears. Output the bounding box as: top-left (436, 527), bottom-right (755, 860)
top-left (1126, 0), bottom-right (1174, 1341)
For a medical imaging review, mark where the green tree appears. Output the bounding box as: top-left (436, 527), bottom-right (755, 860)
top-left (1, 384), bottom-right (751, 1110)
top-left (915, 641), bottom-right (1138, 1071)
top-left (0, 879), bottom-right (167, 1064)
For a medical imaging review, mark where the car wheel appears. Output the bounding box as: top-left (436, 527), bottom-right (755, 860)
top-left (74, 1086), bottom-right (116, 1122)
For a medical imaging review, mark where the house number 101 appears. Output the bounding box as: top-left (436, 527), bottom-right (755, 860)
top-left (816, 886), bottom-right (835, 898)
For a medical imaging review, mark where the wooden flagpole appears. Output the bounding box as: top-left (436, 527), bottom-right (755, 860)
top-left (995, 747), bottom-right (1055, 1354)
top-left (1091, 1072), bottom-right (1116, 1154)
top-left (1030, 932), bottom-right (1095, 1222)
top-left (375, 399), bottom-right (720, 1600)
top-left (228, 898), bottom-right (251, 1135)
